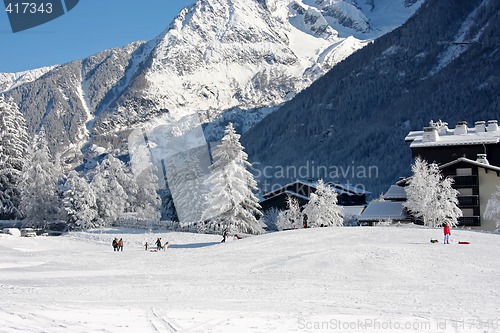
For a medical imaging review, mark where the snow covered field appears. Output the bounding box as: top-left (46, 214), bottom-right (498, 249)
top-left (0, 227), bottom-right (498, 333)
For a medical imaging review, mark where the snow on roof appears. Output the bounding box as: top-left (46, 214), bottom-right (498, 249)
top-left (262, 179), bottom-right (370, 198)
top-left (439, 157), bottom-right (500, 173)
top-left (405, 120), bottom-right (500, 148)
top-left (259, 190), bottom-right (311, 205)
top-left (328, 182), bottom-right (371, 195)
top-left (340, 205), bottom-right (366, 216)
top-left (383, 185), bottom-right (407, 200)
top-left (358, 201), bottom-right (410, 222)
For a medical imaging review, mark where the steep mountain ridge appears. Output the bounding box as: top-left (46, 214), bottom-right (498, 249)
top-left (242, 0), bottom-right (500, 195)
top-left (2, 0), bottom-right (422, 163)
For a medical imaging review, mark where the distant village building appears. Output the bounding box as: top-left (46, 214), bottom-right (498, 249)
top-left (405, 120), bottom-right (500, 166)
top-left (361, 120), bottom-right (500, 230)
top-left (259, 180), bottom-right (369, 222)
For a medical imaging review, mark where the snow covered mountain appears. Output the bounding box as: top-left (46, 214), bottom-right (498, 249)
top-left (242, 0), bottom-right (500, 195)
top-left (3, 0), bottom-right (422, 159)
top-left (0, 66), bottom-right (55, 93)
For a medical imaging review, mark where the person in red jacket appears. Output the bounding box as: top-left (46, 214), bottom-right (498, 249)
top-left (443, 223), bottom-right (451, 244)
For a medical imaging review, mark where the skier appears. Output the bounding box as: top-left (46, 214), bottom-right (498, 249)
top-left (118, 238), bottom-right (124, 251)
top-left (144, 242), bottom-right (148, 251)
top-left (112, 238), bottom-right (118, 251)
top-left (155, 238), bottom-right (162, 250)
top-left (443, 223), bottom-right (451, 244)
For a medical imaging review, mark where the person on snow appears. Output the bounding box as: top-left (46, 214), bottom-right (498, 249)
top-left (163, 241), bottom-right (169, 251)
top-left (155, 238), bottom-right (162, 250)
top-left (221, 228), bottom-right (228, 243)
top-left (443, 223), bottom-right (451, 244)
top-left (112, 238), bottom-right (118, 251)
top-left (144, 242), bottom-right (148, 251)
top-left (118, 238), bottom-right (124, 251)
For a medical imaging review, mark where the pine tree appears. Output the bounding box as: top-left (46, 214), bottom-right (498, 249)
top-left (201, 123), bottom-right (263, 235)
top-left (170, 149), bottom-right (207, 226)
top-left (0, 95), bottom-right (30, 219)
top-left (63, 171), bottom-right (98, 230)
top-left (484, 186), bottom-right (500, 229)
top-left (262, 207), bottom-right (282, 231)
top-left (434, 177), bottom-right (462, 227)
top-left (132, 164), bottom-right (161, 220)
top-left (19, 129), bottom-right (60, 226)
top-left (276, 196), bottom-right (303, 231)
top-left (303, 179), bottom-right (343, 227)
top-left (404, 157), bottom-right (461, 227)
top-left (90, 155), bottom-right (129, 227)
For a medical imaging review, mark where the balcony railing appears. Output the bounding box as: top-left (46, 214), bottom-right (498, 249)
top-left (458, 216), bottom-right (480, 227)
top-left (457, 195), bottom-right (479, 206)
top-left (453, 175), bottom-right (478, 188)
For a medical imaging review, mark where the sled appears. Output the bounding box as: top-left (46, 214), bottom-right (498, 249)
top-left (150, 250), bottom-right (158, 252)
top-left (458, 241), bottom-right (470, 245)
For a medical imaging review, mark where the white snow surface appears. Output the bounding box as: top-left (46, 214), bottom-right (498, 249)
top-left (0, 226), bottom-right (498, 332)
top-left (0, 66), bottom-right (56, 93)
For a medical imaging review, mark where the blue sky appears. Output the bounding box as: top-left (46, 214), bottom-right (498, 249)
top-left (0, 0), bottom-right (195, 72)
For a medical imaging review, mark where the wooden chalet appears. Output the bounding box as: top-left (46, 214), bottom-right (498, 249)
top-left (259, 180), bottom-right (369, 213)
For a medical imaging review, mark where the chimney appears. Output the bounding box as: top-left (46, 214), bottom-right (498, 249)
top-left (422, 126), bottom-right (439, 143)
top-left (475, 121), bottom-right (486, 133)
top-left (487, 120), bottom-right (499, 132)
top-left (454, 121), bottom-right (468, 135)
top-left (476, 154), bottom-right (489, 165)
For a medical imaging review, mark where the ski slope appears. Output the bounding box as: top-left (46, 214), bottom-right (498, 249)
top-left (0, 227), bottom-right (498, 332)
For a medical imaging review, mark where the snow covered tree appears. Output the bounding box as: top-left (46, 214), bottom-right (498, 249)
top-left (132, 164), bottom-right (161, 220)
top-left (19, 129), bottom-right (60, 226)
top-left (404, 157), bottom-right (461, 227)
top-left (201, 123), bottom-right (263, 235)
top-left (0, 95), bottom-right (30, 219)
top-left (276, 196), bottom-right (303, 230)
top-left (484, 186), bottom-right (500, 229)
top-left (63, 171), bottom-right (98, 230)
top-left (434, 177), bottom-right (462, 227)
top-left (262, 207), bottom-right (282, 231)
top-left (169, 149), bottom-right (207, 226)
top-left (90, 155), bottom-right (129, 227)
top-left (303, 179), bottom-right (343, 227)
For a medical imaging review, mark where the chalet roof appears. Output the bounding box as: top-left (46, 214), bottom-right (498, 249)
top-left (439, 157), bottom-right (500, 173)
top-left (405, 120), bottom-right (500, 148)
top-left (262, 180), bottom-right (316, 199)
top-left (259, 190), bottom-right (310, 206)
top-left (383, 185), bottom-right (407, 200)
top-left (341, 205), bottom-right (366, 217)
top-left (328, 182), bottom-right (371, 196)
top-left (262, 179), bottom-right (370, 199)
top-left (358, 201), bottom-right (410, 222)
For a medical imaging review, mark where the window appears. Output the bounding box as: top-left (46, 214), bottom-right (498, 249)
top-left (456, 168), bottom-right (473, 176)
top-left (458, 188), bottom-right (473, 196)
top-left (461, 208), bottom-right (474, 217)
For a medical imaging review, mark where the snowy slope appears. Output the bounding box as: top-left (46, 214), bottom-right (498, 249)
top-left (0, 66), bottom-right (56, 93)
top-left (0, 226), bottom-right (498, 332)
